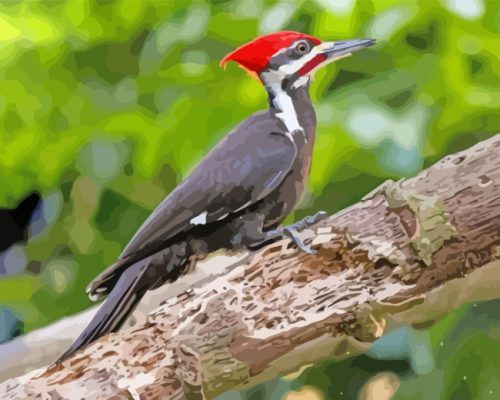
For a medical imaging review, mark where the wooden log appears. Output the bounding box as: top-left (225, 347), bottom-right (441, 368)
top-left (1, 135), bottom-right (499, 400)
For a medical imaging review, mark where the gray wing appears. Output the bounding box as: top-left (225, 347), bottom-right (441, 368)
top-left (88, 114), bottom-right (296, 299)
top-left (120, 118), bottom-right (296, 262)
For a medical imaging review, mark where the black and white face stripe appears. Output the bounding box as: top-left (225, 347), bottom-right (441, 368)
top-left (260, 69), bottom-right (304, 136)
top-left (259, 40), bottom-right (319, 137)
top-left (266, 39), bottom-right (316, 70)
top-left (266, 40), bottom-right (328, 77)
top-left (260, 39), bottom-right (358, 138)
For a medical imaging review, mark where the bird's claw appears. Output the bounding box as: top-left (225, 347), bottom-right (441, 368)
top-left (281, 211), bottom-right (328, 254)
top-left (303, 210), bottom-right (329, 226)
top-left (288, 210), bottom-right (329, 232)
top-left (282, 227), bottom-right (316, 254)
top-left (251, 211), bottom-right (328, 254)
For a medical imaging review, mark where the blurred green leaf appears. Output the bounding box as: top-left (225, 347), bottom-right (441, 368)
top-left (0, 0), bottom-right (499, 396)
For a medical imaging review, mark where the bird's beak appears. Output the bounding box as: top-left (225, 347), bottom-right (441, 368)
top-left (321, 38), bottom-right (376, 60)
top-left (297, 38), bottom-right (375, 76)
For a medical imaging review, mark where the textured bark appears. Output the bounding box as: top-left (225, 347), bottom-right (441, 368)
top-left (1, 135), bottom-right (499, 400)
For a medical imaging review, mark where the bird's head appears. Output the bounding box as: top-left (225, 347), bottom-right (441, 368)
top-left (221, 31), bottom-right (375, 86)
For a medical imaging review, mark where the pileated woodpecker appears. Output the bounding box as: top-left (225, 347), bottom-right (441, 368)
top-left (58, 31), bottom-right (375, 362)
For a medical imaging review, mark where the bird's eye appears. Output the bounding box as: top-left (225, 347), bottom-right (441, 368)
top-left (295, 41), bottom-right (309, 55)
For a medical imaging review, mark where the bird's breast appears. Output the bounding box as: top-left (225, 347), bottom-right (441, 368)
top-left (262, 128), bottom-right (315, 229)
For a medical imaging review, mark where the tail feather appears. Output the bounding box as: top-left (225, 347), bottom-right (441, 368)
top-left (56, 257), bottom-right (153, 363)
top-left (57, 243), bottom-right (191, 363)
top-left (87, 259), bottom-right (128, 301)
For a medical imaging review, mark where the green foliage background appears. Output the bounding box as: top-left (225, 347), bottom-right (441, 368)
top-left (0, 0), bottom-right (499, 398)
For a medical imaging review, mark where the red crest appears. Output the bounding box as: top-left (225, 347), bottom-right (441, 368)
top-left (220, 31), bottom-right (321, 74)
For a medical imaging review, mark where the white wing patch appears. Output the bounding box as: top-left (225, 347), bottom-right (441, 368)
top-left (190, 211), bottom-right (208, 225)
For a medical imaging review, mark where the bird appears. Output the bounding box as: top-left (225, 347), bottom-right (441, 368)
top-left (57, 31), bottom-right (375, 362)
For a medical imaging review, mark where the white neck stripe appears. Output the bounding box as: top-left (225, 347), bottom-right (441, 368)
top-left (271, 84), bottom-right (303, 137)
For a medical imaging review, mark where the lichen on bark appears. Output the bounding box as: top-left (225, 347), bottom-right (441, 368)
top-left (382, 179), bottom-right (457, 266)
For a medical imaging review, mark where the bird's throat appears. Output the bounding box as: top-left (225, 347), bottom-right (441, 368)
top-left (266, 77), bottom-right (311, 139)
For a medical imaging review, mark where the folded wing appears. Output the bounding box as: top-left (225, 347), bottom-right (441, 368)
top-left (88, 114), bottom-right (296, 298)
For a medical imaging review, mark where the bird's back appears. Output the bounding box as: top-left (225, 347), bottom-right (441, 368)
top-left (87, 109), bottom-right (300, 298)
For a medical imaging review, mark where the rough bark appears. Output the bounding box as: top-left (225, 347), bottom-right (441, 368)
top-left (1, 135), bottom-right (499, 400)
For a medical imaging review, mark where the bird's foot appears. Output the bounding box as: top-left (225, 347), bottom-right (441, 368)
top-left (279, 211), bottom-right (329, 254)
top-left (247, 211), bottom-right (329, 254)
top-left (288, 211), bottom-right (329, 232)
top-left (249, 211), bottom-right (328, 254)
top-left (281, 225), bottom-right (315, 254)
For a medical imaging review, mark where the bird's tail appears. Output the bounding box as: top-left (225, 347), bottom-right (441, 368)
top-left (56, 256), bottom-right (154, 363)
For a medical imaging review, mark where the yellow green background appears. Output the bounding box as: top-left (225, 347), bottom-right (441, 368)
top-left (0, 0), bottom-right (499, 399)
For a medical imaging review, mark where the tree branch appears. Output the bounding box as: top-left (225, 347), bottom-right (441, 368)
top-left (1, 135), bottom-right (499, 400)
